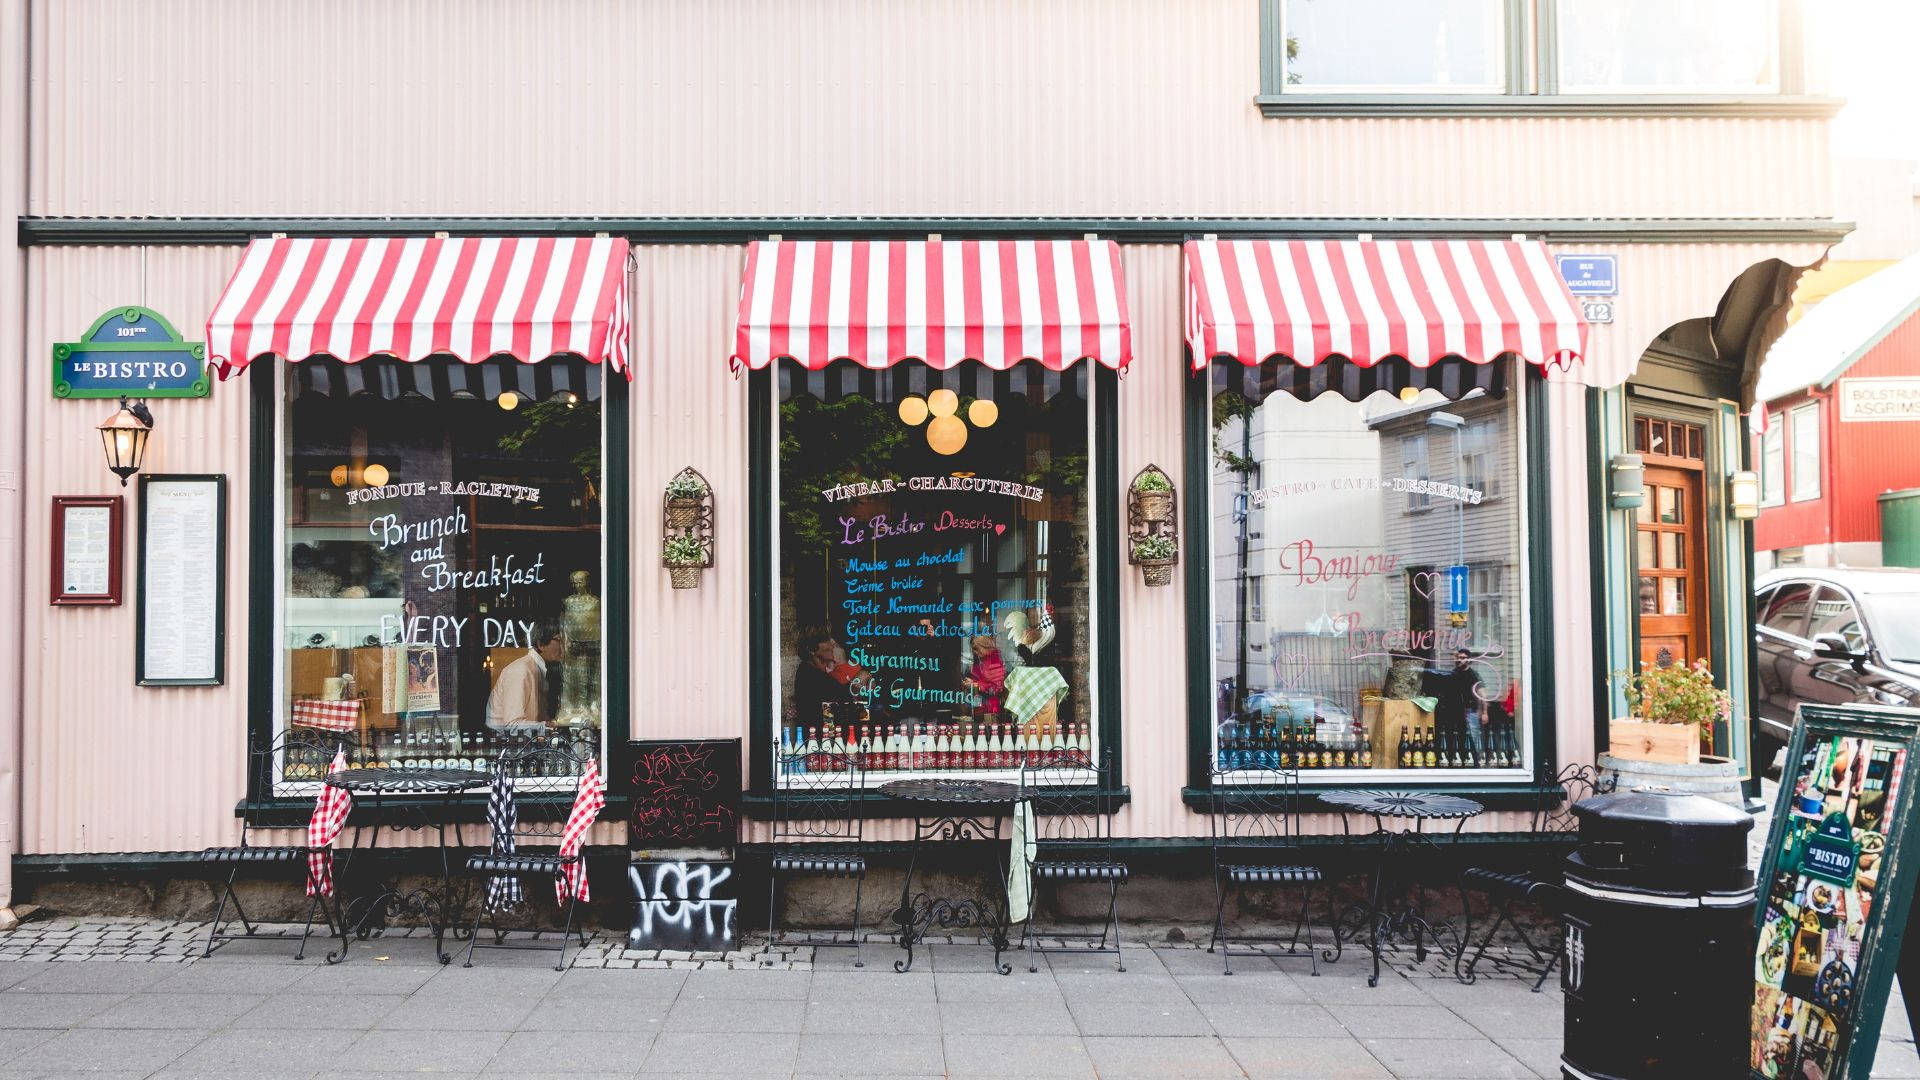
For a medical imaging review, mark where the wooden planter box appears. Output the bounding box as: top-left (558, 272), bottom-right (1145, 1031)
top-left (1607, 718), bottom-right (1701, 765)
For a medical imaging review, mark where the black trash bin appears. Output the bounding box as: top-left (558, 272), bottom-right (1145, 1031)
top-left (1560, 788), bottom-right (1755, 1080)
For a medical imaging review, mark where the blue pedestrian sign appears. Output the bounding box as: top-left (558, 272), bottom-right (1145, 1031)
top-left (1556, 255), bottom-right (1619, 297)
top-left (53, 307), bottom-right (209, 399)
top-left (1447, 565), bottom-right (1469, 614)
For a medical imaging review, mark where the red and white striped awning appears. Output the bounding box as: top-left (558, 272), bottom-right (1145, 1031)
top-left (205, 236), bottom-right (631, 379)
top-left (1184, 239), bottom-right (1588, 378)
top-left (731, 239), bottom-right (1132, 371)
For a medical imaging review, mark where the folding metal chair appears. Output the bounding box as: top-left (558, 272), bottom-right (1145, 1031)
top-left (462, 740), bottom-right (596, 970)
top-left (1016, 746), bottom-right (1127, 972)
top-left (1205, 762), bottom-right (1336, 976)
top-left (199, 728), bottom-right (355, 960)
top-left (765, 737), bottom-right (867, 967)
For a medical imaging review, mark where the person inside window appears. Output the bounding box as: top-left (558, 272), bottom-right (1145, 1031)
top-left (1429, 648), bottom-right (1486, 759)
top-left (963, 634), bottom-right (1007, 717)
top-left (486, 621), bottom-right (565, 733)
top-left (793, 629), bottom-right (868, 725)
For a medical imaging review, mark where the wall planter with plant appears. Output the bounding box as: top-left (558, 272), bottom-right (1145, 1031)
top-left (661, 466), bottom-right (714, 589)
top-left (1126, 464), bottom-right (1178, 587)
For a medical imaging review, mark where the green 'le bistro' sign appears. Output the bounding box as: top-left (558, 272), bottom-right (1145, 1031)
top-left (52, 307), bottom-right (209, 399)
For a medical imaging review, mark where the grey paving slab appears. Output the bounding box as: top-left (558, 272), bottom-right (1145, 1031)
top-left (520, 996), bottom-right (672, 1031)
top-left (414, 965), bottom-right (567, 998)
top-left (809, 970), bottom-right (938, 1002)
top-left (0, 1071), bottom-right (155, 1080)
top-left (1066, 997), bottom-right (1212, 1037)
top-left (1199, 1000), bottom-right (1348, 1038)
top-left (795, 1032), bottom-right (945, 1075)
top-left (1036, 945), bottom-right (1144, 975)
top-left (374, 992), bottom-right (541, 1030)
top-left (790, 1075), bottom-right (944, 1080)
top-left (0, 1030), bottom-right (56, 1068)
top-left (924, 945), bottom-right (1014, 974)
top-left (1054, 972), bottom-right (1183, 1003)
top-left (1325, 1004), bottom-right (1483, 1040)
top-left (18, 1028), bottom-right (210, 1073)
top-left (0, 992), bottom-right (131, 1028)
top-left (667, 993), bottom-right (806, 1032)
top-left (229, 992), bottom-right (413, 1030)
top-left (1291, 969), bottom-right (1435, 1007)
top-left (484, 1029), bottom-right (658, 1073)
top-left (291, 963), bottom-right (445, 995)
top-left (541, 969), bottom-right (686, 1000)
top-left (934, 972), bottom-right (1065, 1003)
top-left (941, 1033), bottom-right (1096, 1079)
top-left (1492, 1037), bottom-right (1565, 1080)
top-left (938, 999), bottom-right (1080, 1035)
top-left (5, 964), bottom-right (176, 994)
top-left (0, 968), bottom-right (36, 993)
top-left (639, 1031), bottom-right (801, 1075)
top-left (332, 1029), bottom-right (511, 1073)
top-left (79, 991), bottom-right (268, 1029)
top-left (165, 1028), bottom-right (349, 1073)
top-left (151, 962), bottom-right (315, 995)
top-left (1224, 1036), bottom-right (1395, 1079)
top-left (1875, 1042), bottom-right (1920, 1080)
top-left (1175, 972), bottom-right (1312, 1004)
top-left (679, 968), bottom-right (812, 1000)
top-left (806, 999), bottom-right (941, 1035)
top-left (1361, 1037), bottom-right (1536, 1078)
top-left (1454, 1000), bottom-right (1567, 1041)
top-left (1083, 1035), bottom-right (1247, 1079)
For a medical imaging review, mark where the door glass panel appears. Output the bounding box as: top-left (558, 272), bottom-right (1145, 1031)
top-left (1659, 532), bottom-right (1684, 570)
top-left (1657, 486), bottom-right (1682, 524)
top-left (1634, 498), bottom-right (1652, 524)
top-left (1663, 578), bottom-right (1687, 615)
top-left (1638, 576), bottom-right (1659, 614)
top-left (1637, 532), bottom-right (1656, 568)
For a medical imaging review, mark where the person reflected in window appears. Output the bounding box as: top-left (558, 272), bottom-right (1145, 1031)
top-left (1431, 648), bottom-right (1486, 759)
top-left (487, 621), bottom-right (565, 733)
top-left (793, 629), bottom-right (867, 725)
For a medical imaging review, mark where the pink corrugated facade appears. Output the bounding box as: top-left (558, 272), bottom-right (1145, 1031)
top-left (1, 1), bottom-right (1845, 904)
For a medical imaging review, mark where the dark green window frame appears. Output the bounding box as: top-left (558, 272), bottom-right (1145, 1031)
top-left (239, 358), bottom-right (633, 825)
top-left (1180, 360), bottom-right (1564, 812)
top-left (1257, 0), bottom-right (1838, 119)
top-left (743, 364), bottom-right (1127, 818)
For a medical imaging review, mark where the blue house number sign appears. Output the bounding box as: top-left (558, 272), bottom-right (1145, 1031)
top-left (53, 307), bottom-right (209, 399)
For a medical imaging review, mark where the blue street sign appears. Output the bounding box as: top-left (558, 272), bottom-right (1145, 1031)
top-left (52, 307), bottom-right (209, 399)
top-left (1448, 565), bottom-right (1469, 614)
top-left (1556, 254), bottom-right (1619, 297)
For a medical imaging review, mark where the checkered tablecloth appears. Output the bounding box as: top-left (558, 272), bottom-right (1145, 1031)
top-left (291, 698), bottom-right (362, 733)
top-left (1003, 666), bottom-right (1068, 727)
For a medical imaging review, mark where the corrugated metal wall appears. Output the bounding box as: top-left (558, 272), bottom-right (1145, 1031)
top-left (27, 0), bottom-right (1832, 221)
top-left (1832, 314), bottom-right (1920, 543)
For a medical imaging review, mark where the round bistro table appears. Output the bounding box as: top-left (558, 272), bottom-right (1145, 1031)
top-left (878, 778), bottom-right (1021, 975)
top-left (324, 767), bottom-right (490, 964)
top-left (1318, 789), bottom-right (1485, 987)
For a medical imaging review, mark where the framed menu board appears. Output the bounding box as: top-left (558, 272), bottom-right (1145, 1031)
top-left (49, 495), bottom-right (123, 605)
top-left (136, 474), bottom-right (227, 686)
top-left (1750, 703), bottom-right (1920, 1080)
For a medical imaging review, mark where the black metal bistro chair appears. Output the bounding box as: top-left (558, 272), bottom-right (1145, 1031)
top-left (199, 727), bottom-right (358, 960)
top-left (1457, 762), bottom-right (1617, 989)
top-left (765, 736), bottom-right (868, 967)
top-left (1015, 746), bottom-right (1128, 972)
top-left (462, 741), bottom-right (596, 971)
top-left (1205, 763), bottom-right (1336, 976)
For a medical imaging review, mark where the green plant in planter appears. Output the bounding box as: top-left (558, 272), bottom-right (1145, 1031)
top-left (663, 535), bottom-right (708, 566)
top-left (1615, 660), bottom-right (1732, 728)
top-left (1133, 470), bottom-right (1172, 493)
top-left (1132, 534), bottom-right (1177, 562)
top-left (664, 473), bottom-right (709, 500)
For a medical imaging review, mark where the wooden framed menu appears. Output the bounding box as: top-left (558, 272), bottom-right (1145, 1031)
top-left (49, 495), bottom-right (123, 605)
top-left (136, 474), bottom-right (227, 686)
top-left (1750, 703), bottom-right (1920, 1080)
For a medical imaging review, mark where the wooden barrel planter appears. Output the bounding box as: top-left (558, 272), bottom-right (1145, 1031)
top-left (1598, 752), bottom-right (1745, 809)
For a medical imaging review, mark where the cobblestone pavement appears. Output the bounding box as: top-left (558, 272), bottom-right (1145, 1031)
top-left (2, 916), bottom-right (1915, 1078)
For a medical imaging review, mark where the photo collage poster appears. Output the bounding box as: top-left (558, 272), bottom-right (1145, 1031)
top-left (1752, 732), bottom-right (1905, 1078)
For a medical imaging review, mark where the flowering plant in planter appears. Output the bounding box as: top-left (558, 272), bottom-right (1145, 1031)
top-left (1131, 535), bottom-right (1176, 562)
top-left (1618, 660), bottom-right (1732, 728)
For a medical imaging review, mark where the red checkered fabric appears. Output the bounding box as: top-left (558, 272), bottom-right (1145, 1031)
top-left (555, 759), bottom-right (605, 904)
top-left (291, 698), bottom-right (362, 733)
top-left (306, 750), bottom-right (354, 898)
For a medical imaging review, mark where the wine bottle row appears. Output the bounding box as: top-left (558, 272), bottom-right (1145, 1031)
top-left (1396, 724), bottom-right (1521, 770)
top-left (1216, 721), bottom-right (1374, 771)
top-left (280, 731), bottom-right (584, 780)
top-left (779, 718), bottom-right (1093, 774)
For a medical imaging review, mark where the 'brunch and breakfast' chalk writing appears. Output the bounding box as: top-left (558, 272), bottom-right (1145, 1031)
top-left (368, 506), bottom-right (547, 599)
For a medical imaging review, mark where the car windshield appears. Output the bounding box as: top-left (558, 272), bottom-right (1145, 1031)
top-left (1864, 586), bottom-right (1920, 662)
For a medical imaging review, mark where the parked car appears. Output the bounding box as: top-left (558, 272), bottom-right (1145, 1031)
top-left (1753, 567), bottom-right (1920, 771)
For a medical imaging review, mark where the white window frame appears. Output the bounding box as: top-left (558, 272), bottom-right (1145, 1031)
top-left (1790, 403), bottom-right (1821, 502)
top-left (1205, 362), bottom-right (1533, 784)
top-left (270, 359), bottom-right (610, 798)
top-left (1277, 0), bottom-right (1512, 95)
top-left (1759, 422), bottom-right (1786, 507)
top-left (1553, 0), bottom-right (1783, 95)
top-left (766, 364), bottom-right (1104, 789)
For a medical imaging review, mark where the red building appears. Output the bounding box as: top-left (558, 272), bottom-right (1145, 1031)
top-left (1753, 251), bottom-right (1920, 569)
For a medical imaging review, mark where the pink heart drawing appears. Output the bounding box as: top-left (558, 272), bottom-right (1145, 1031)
top-left (1409, 570), bottom-right (1438, 600)
top-left (994, 523), bottom-right (1006, 535)
top-left (1274, 652), bottom-right (1310, 690)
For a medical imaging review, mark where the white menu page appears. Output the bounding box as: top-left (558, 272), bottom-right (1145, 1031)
top-left (142, 479), bottom-right (221, 682)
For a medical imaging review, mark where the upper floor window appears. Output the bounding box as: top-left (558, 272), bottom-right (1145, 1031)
top-left (1790, 404), bottom-right (1821, 502)
top-left (1281, 0), bottom-right (1508, 93)
top-left (1556, 0), bottom-right (1778, 94)
top-left (1759, 422), bottom-right (1786, 507)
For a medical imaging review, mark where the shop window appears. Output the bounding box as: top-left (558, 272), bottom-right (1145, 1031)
top-left (776, 360), bottom-right (1095, 784)
top-left (1211, 368), bottom-right (1527, 781)
top-left (1556, 0), bottom-right (1779, 93)
top-left (1759, 422), bottom-right (1785, 507)
top-left (1790, 404), bottom-right (1821, 501)
top-left (1278, 0), bottom-right (1508, 93)
top-left (277, 356), bottom-right (603, 789)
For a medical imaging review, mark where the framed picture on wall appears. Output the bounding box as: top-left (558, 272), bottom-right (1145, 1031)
top-left (49, 495), bottom-right (124, 606)
top-left (136, 474), bottom-right (227, 686)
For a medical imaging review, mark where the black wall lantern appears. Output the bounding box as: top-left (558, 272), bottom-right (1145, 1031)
top-left (97, 396), bottom-right (154, 486)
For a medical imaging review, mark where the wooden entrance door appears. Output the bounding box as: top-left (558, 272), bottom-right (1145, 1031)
top-left (1636, 465), bottom-right (1709, 671)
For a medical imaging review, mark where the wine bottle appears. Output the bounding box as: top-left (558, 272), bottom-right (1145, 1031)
top-left (1360, 731), bottom-right (1374, 769)
top-left (1398, 726), bottom-right (1412, 769)
top-left (1422, 727), bottom-right (1437, 769)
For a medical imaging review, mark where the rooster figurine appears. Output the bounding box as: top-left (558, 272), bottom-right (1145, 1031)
top-left (1002, 603), bottom-right (1057, 664)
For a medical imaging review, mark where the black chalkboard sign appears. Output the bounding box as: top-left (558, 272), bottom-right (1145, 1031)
top-left (627, 738), bottom-right (741, 848)
top-left (1750, 703), bottom-right (1920, 1080)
